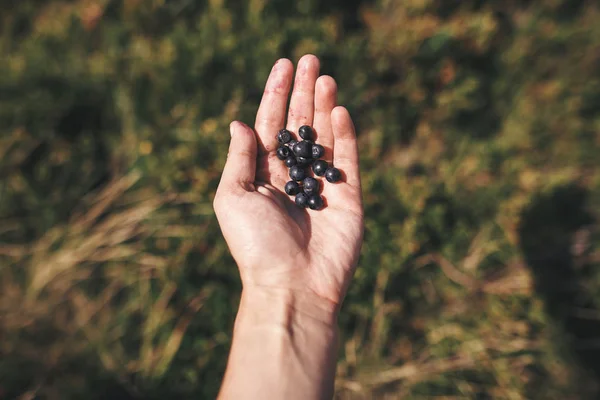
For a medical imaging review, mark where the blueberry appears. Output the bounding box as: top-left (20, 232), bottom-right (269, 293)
top-left (292, 140), bottom-right (312, 158)
top-left (277, 129), bottom-right (292, 144)
top-left (285, 181), bottom-right (301, 196)
top-left (284, 156), bottom-right (297, 168)
top-left (287, 139), bottom-right (298, 149)
top-left (295, 192), bottom-right (309, 208)
top-left (298, 125), bottom-right (313, 140)
top-left (276, 146), bottom-right (290, 160)
top-left (296, 156), bottom-right (312, 167)
top-left (311, 144), bottom-right (325, 159)
top-left (307, 194), bottom-right (324, 210)
top-left (289, 165), bottom-right (306, 181)
top-left (303, 177), bottom-right (319, 195)
top-left (325, 167), bottom-right (341, 183)
top-left (312, 160), bottom-right (328, 176)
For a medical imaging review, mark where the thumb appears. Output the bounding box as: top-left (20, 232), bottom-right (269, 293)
top-left (219, 121), bottom-right (257, 192)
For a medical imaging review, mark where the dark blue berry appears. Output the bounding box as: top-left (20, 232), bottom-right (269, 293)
top-left (296, 156), bottom-right (311, 167)
top-left (276, 146), bottom-right (290, 160)
top-left (284, 156), bottom-right (297, 168)
top-left (295, 192), bottom-right (309, 208)
top-left (289, 165), bottom-right (306, 181)
top-left (307, 194), bottom-right (324, 210)
top-left (311, 144), bottom-right (325, 159)
top-left (285, 181), bottom-right (301, 196)
top-left (312, 160), bottom-right (328, 176)
top-left (277, 129), bottom-right (292, 144)
top-left (303, 177), bottom-right (319, 195)
top-left (325, 167), bottom-right (341, 183)
top-left (299, 125), bottom-right (313, 140)
top-left (287, 139), bottom-right (298, 149)
top-left (292, 141), bottom-right (312, 158)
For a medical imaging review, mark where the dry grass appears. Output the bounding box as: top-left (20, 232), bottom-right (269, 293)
top-left (0, 172), bottom-right (211, 397)
top-left (1, 0), bottom-right (600, 398)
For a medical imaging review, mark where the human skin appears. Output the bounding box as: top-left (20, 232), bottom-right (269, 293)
top-left (214, 54), bottom-right (364, 400)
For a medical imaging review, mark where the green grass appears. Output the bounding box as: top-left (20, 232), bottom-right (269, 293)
top-left (1, 0), bottom-right (599, 398)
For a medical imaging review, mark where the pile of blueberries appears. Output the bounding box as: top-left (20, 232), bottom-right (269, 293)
top-left (276, 125), bottom-right (341, 210)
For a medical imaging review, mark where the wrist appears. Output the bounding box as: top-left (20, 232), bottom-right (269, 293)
top-left (221, 287), bottom-right (340, 400)
top-left (236, 286), bottom-right (339, 332)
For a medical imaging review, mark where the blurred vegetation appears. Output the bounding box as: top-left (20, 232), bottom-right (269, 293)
top-left (1, 0), bottom-right (600, 398)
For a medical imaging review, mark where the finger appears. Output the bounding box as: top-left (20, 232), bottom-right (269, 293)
top-left (313, 75), bottom-right (337, 161)
top-left (287, 54), bottom-right (320, 134)
top-left (331, 106), bottom-right (360, 189)
top-left (218, 121), bottom-right (257, 192)
top-left (255, 59), bottom-right (294, 155)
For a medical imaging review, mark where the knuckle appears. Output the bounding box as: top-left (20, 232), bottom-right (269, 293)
top-left (333, 156), bottom-right (356, 165)
top-left (291, 87), bottom-right (314, 97)
top-left (287, 110), bottom-right (310, 123)
top-left (227, 148), bottom-right (255, 160)
top-left (264, 86), bottom-right (287, 96)
top-left (236, 149), bottom-right (255, 159)
top-left (256, 116), bottom-right (281, 130)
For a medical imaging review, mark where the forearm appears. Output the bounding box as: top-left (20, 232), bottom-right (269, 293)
top-left (218, 287), bottom-right (339, 400)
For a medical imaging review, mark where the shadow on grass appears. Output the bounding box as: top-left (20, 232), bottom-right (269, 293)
top-left (519, 184), bottom-right (600, 397)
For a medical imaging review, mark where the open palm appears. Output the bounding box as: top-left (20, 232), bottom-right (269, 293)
top-left (214, 55), bottom-right (363, 307)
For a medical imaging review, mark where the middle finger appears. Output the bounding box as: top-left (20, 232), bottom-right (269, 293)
top-left (286, 54), bottom-right (320, 134)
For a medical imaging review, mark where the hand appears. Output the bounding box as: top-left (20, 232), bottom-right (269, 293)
top-left (213, 54), bottom-right (363, 314)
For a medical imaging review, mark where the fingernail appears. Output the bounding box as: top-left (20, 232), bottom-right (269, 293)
top-left (230, 121), bottom-right (237, 137)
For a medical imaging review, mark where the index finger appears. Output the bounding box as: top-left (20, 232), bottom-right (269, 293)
top-left (254, 59), bottom-right (294, 156)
